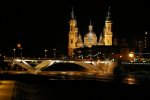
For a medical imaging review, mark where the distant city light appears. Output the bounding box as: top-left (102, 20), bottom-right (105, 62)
top-left (129, 52), bottom-right (134, 58)
top-left (17, 43), bottom-right (21, 48)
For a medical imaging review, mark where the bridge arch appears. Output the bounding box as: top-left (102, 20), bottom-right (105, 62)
top-left (41, 62), bottom-right (91, 71)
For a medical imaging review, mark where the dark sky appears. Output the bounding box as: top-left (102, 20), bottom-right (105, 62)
top-left (0, 0), bottom-right (150, 57)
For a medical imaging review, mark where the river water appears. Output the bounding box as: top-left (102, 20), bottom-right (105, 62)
top-left (0, 73), bottom-right (147, 100)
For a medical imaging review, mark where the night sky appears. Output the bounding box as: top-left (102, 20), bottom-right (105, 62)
top-left (0, 0), bottom-right (150, 57)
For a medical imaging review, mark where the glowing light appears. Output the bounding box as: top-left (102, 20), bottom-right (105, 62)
top-left (129, 52), bottom-right (134, 58)
top-left (17, 43), bottom-right (21, 48)
top-left (123, 75), bottom-right (136, 85)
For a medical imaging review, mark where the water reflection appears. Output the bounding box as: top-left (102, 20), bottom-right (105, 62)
top-left (9, 74), bottom-right (150, 100)
top-left (0, 72), bottom-right (150, 99)
top-left (123, 74), bottom-right (137, 85)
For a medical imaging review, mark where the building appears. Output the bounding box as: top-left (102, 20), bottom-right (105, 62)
top-left (68, 7), bottom-right (113, 57)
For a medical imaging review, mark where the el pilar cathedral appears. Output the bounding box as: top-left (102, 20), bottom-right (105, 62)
top-left (68, 6), bottom-right (150, 61)
top-left (68, 7), bottom-right (113, 57)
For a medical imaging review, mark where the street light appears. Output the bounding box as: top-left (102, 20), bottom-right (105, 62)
top-left (17, 43), bottom-right (22, 60)
top-left (20, 48), bottom-right (23, 60)
top-left (112, 52), bottom-right (115, 61)
top-left (98, 52), bottom-right (101, 60)
top-left (88, 50), bottom-right (92, 60)
top-left (13, 48), bottom-right (16, 58)
top-left (44, 49), bottom-right (48, 58)
top-left (77, 50), bottom-right (82, 59)
top-left (53, 48), bottom-right (56, 60)
top-left (128, 52), bottom-right (134, 62)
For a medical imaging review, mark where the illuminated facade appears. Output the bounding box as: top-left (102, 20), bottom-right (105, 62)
top-left (68, 7), bottom-right (113, 57)
top-left (84, 21), bottom-right (97, 48)
top-left (103, 7), bottom-right (113, 46)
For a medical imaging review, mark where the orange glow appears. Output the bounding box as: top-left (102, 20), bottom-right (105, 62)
top-left (129, 52), bottom-right (134, 58)
top-left (123, 75), bottom-right (136, 85)
top-left (17, 43), bottom-right (21, 48)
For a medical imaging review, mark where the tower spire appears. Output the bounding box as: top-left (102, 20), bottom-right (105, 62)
top-left (89, 19), bottom-right (93, 32)
top-left (71, 6), bottom-right (74, 19)
top-left (90, 19), bottom-right (92, 25)
top-left (106, 6), bottom-right (111, 21)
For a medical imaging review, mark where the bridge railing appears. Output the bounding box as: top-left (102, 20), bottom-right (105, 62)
top-left (122, 62), bottom-right (150, 65)
top-left (4, 57), bottom-right (104, 61)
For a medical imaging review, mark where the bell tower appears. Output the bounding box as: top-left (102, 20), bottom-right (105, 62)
top-left (68, 7), bottom-right (78, 57)
top-left (104, 7), bottom-right (113, 46)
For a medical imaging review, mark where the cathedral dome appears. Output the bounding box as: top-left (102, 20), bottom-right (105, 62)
top-left (84, 31), bottom-right (97, 37)
top-left (84, 22), bottom-right (97, 47)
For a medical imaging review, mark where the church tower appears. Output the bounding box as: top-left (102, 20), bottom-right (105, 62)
top-left (103, 7), bottom-right (113, 46)
top-left (68, 8), bottom-right (78, 57)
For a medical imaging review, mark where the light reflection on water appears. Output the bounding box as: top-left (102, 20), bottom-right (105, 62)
top-left (2, 65), bottom-right (150, 99)
top-left (11, 77), bottom-right (113, 100)
top-left (5, 72), bottom-right (150, 100)
top-left (123, 74), bottom-right (137, 85)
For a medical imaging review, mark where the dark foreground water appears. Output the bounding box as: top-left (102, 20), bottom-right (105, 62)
top-left (0, 73), bottom-right (149, 100)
